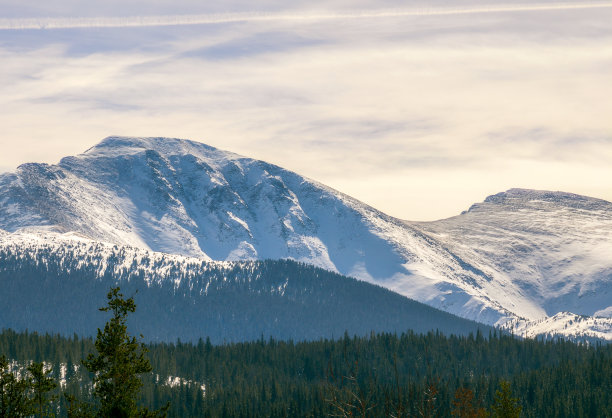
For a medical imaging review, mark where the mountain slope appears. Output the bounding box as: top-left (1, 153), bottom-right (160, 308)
top-left (0, 136), bottom-right (610, 340)
top-left (416, 189), bottom-right (612, 317)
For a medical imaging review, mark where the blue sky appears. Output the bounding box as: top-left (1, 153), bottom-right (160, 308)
top-left (1, 0), bottom-right (611, 220)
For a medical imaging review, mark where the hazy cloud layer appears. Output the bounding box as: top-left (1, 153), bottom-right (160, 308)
top-left (1, 1), bottom-right (611, 220)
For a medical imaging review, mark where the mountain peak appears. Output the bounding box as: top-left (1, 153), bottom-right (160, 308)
top-left (466, 188), bottom-right (612, 212)
top-left (80, 136), bottom-right (238, 161)
top-left (491, 188), bottom-right (593, 201)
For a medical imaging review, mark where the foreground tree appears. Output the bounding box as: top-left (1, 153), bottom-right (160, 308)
top-left (81, 287), bottom-right (167, 418)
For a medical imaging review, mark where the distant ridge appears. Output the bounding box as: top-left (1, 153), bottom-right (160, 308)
top-left (0, 235), bottom-right (490, 343)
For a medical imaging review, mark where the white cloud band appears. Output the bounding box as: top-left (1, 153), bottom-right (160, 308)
top-left (2, 2), bottom-right (612, 30)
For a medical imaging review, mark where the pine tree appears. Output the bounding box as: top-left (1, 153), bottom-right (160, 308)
top-left (82, 287), bottom-right (168, 417)
top-left (27, 361), bottom-right (57, 417)
top-left (490, 380), bottom-right (521, 418)
top-left (0, 355), bottom-right (32, 417)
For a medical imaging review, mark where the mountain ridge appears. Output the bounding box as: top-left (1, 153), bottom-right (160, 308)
top-left (467, 188), bottom-right (612, 213)
top-left (1, 136), bottom-right (611, 340)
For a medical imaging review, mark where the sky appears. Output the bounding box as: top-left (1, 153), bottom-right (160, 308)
top-left (1, 0), bottom-right (611, 221)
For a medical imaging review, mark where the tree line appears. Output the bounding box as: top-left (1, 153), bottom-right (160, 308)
top-left (1, 288), bottom-right (611, 416)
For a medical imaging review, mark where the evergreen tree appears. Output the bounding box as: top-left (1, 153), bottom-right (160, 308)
top-left (82, 287), bottom-right (168, 417)
top-left (65, 393), bottom-right (95, 418)
top-left (27, 361), bottom-right (57, 417)
top-left (0, 355), bottom-right (32, 417)
top-left (490, 380), bottom-right (521, 418)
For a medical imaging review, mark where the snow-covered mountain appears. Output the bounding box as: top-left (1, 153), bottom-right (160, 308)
top-left (1, 136), bottom-right (610, 340)
top-left (411, 190), bottom-right (612, 340)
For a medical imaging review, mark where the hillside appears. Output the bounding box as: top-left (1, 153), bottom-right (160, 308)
top-left (0, 234), bottom-right (488, 342)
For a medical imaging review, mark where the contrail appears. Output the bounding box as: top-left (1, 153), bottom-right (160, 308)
top-left (1, 2), bottom-right (611, 30)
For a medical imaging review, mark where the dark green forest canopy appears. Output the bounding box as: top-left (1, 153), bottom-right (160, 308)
top-left (0, 250), bottom-right (492, 343)
top-left (1, 329), bottom-right (610, 417)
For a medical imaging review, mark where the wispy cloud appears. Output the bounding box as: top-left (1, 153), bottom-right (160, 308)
top-left (2, 2), bottom-right (612, 30)
top-left (1, 2), bottom-right (611, 220)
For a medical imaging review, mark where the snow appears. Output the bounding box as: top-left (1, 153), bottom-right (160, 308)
top-left (1, 137), bottom-right (611, 340)
top-left (413, 189), bottom-right (612, 333)
top-left (0, 231), bottom-right (234, 288)
top-left (59, 363), bottom-right (67, 388)
top-left (155, 373), bottom-right (206, 396)
top-left (504, 312), bottom-right (612, 342)
top-left (594, 306), bottom-right (612, 318)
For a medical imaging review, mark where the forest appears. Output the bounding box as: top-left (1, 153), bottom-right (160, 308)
top-left (0, 248), bottom-right (490, 343)
top-left (1, 314), bottom-right (610, 416)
